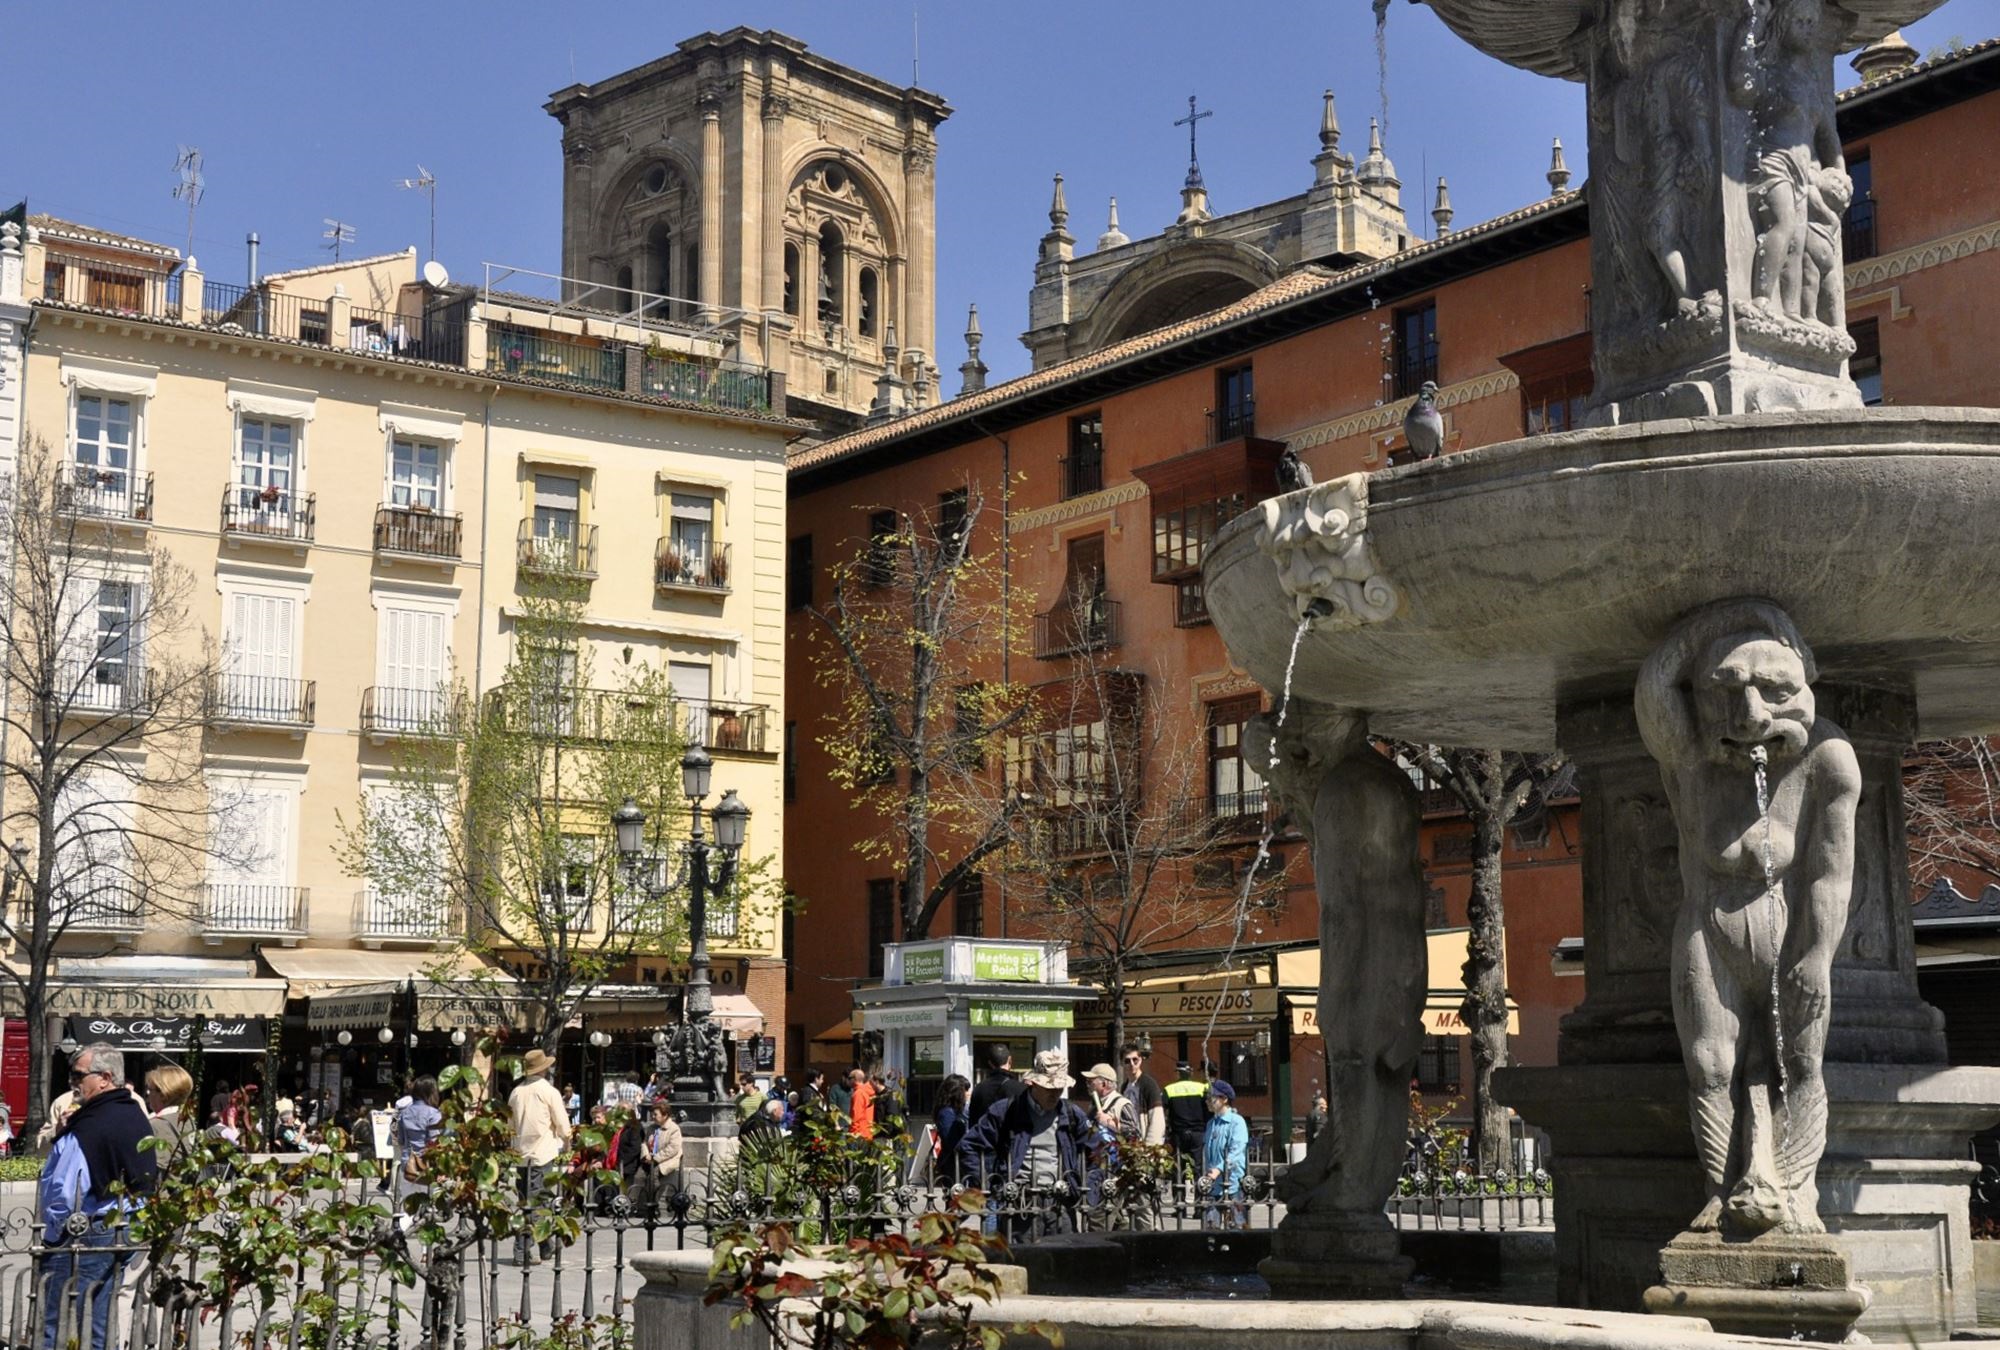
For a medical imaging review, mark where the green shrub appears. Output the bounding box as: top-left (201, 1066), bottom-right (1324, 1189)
top-left (0, 1157), bottom-right (41, 1182)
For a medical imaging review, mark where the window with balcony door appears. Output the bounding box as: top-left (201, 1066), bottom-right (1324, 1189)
top-left (935, 487), bottom-right (970, 557)
top-left (205, 776), bottom-right (298, 933)
top-left (1207, 696), bottom-right (1267, 831)
top-left (389, 437), bottom-right (445, 511)
top-left (1850, 318), bottom-right (1883, 406)
top-left (376, 607), bottom-right (451, 730)
top-left (1844, 153), bottom-right (1877, 262)
top-left (669, 660), bottom-right (715, 748)
top-left (51, 774), bottom-right (137, 929)
top-left (71, 393), bottom-right (137, 516)
top-left (91, 581), bottom-right (139, 705)
top-left (236, 417), bottom-right (300, 513)
top-left (524, 642), bottom-right (579, 735)
top-left (1065, 413), bottom-right (1105, 498)
top-left (1393, 301), bottom-right (1440, 399)
top-left (542, 835), bottom-right (597, 931)
top-left (362, 784), bottom-right (449, 938)
top-left (532, 473), bottom-right (582, 569)
top-left (666, 494), bottom-right (717, 583)
top-left (1217, 365), bottom-right (1255, 441)
top-left (863, 509), bottom-right (899, 587)
top-left (222, 589), bottom-right (301, 721)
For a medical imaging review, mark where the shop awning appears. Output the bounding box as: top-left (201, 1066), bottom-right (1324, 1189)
top-left (708, 993), bottom-right (765, 1036)
top-left (3, 956), bottom-right (287, 1019)
top-left (574, 983), bottom-right (673, 1032)
top-left (261, 947), bottom-right (491, 999)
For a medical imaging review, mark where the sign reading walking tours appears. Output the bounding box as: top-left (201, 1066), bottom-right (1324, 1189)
top-left (967, 1000), bottom-right (1071, 1030)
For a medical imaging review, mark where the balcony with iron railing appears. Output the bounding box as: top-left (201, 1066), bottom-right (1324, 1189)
top-left (1175, 788), bottom-right (1275, 843)
top-left (1210, 399), bottom-right (1256, 444)
top-left (206, 674), bottom-right (316, 730)
top-left (56, 468), bottom-right (153, 527)
top-left (488, 326), bottom-right (626, 391)
top-left (56, 663), bottom-right (155, 721)
top-left (355, 888), bottom-right (461, 947)
top-left (517, 521), bottom-right (599, 580)
top-left (1033, 597), bottom-right (1122, 660)
top-left (201, 883), bottom-right (308, 943)
top-left (1060, 452), bottom-right (1104, 500)
top-left (221, 486), bottom-right (315, 546)
top-left (34, 885), bottom-right (145, 941)
top-left (488, 687), bottom-right (771, 754)
top-left (360, 686), bottom-right (457, 738)
top-left (639, 352), bottom-right (775, 414)
top-left (655, 539), bottom-right (731, 594)
top-left (43, 253), bottom-right (173, 316)
top-left (374, 505), bottom-right (463, 560)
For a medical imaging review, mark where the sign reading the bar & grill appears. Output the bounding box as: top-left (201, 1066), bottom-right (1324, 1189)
top-left (972, 946), bottom-right (1042, 983)
top-left (69, 1017), bottom-right (269, 1052)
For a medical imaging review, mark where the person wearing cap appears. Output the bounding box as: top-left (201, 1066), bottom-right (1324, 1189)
top-left (1200, 1079), bottom-right (1248, 1229)
top-left (1082, 1064), bottom-right (1138, 1144)
top-left (1163, 1061), bottom-right (1209, 1164)
top-left (958, 1050), bottom-right (1098, 1238)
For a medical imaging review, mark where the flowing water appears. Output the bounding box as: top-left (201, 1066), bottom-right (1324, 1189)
top-left (1373, 0), bottom-right (1393, 138)
top-left (1198, 613), bottom-right (1313, 1061)
top-left (1751, 747), bottom-right (1792, 1137)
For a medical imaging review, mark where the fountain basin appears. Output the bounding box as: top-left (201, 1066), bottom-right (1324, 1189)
top-left (633, 1246), bottom-right (1805, 1349)
top-left (1204, 408), bottom-right (2000, 750)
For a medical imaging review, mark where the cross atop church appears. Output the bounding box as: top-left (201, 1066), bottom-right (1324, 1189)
top-left (1168, 94), bottom-right (1208, 172)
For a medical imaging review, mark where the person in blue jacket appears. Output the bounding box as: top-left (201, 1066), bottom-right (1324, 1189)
top-left (40, 1043), bottom-right (158, 1350)
top-left (1199, 1079), bottom-right (1248, 1229)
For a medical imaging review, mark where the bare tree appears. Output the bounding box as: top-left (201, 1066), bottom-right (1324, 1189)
top-left (1388, 742), bottom-right (1568, 1174)
top-left (1904, 737), bottom-right (2000, 897)
top-left (1008, 607), bottom-right (1248, 1054)
top-left (0, 434), bottom-right (238, 1134)
top-left (340, 588), bottom-right (769, 1053)
top-left (810, 485), bottom-right (1030, 938)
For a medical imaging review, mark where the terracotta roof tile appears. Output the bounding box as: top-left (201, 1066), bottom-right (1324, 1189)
top-left (28, 214), bottom-right (180, 260)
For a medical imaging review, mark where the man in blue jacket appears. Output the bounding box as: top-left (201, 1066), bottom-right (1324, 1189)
top-left (41, 1042), bottom-right (159, 1349)
top-left (958, 1050), bottom-right (1097, 1239)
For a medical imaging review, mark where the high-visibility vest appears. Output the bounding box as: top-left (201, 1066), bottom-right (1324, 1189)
top-left (1163, 1078), bottom-right (1208, 1134)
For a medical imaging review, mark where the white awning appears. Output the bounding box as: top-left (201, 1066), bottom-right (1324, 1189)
top-left (710, 993), bottom-right (765, 1037)
top-left (4, 955), bottom-right (287, 1018)
top-left (260, 947), bottom-right (491, 999)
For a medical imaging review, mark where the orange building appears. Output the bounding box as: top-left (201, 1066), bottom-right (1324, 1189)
top-left (783, 39), bottom-right (2000, 1138)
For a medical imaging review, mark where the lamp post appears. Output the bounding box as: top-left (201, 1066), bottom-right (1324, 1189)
top-left (612, 746), bottom-right (750, 1143)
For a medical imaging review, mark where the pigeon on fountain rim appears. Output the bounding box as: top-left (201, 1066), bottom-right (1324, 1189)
top-left (1404, 380), bottom-right (1445, 461)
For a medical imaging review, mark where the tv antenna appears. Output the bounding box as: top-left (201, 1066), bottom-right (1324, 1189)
top-left (171, 146), bottom-right (204, 261)
top-left (395, 165), bottom-right (437, 263)
top-left (322, 218), bottom-right (356, 262)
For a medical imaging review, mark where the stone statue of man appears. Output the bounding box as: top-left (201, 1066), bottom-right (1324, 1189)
top-left (1248, 704), bottom-right (1425, 1249)
top-left (1635, 599), bottom-right (1860, 1235)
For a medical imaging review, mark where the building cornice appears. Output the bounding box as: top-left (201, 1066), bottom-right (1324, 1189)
top-left (1843, 217), bottom-right (2000, 290)
top-left (1006, 480), bottom-right (1148, 536)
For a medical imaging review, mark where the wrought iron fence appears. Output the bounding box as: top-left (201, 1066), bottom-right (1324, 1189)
top-left (356, 888), bottom-right (460, 943)
top-left (638, 354), bottom-right (773, 414)
top-left (200, 883), bottom-right (308, 937)
top-left (375, 505), bottom-right (463, 559)
top-left (207, 673), bottom-right (316, 727)
top-left (360, 686), bottom-right (457, 736)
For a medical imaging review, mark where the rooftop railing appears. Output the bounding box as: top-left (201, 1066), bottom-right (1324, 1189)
top-left (640, 353), bottom-right (774, 413)
top-left (488, 327), bottom-right (626, 391)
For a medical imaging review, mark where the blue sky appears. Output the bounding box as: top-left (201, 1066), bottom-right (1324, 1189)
top-left (13, 1), bottom-right (1998, 387)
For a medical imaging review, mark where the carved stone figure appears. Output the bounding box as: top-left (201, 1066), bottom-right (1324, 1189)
top-left (1249, 702), bottom-right (1426, 1295)
top-left (1635, 600), bottom-right (1860, 1235)
top-left (1256, 474), bottom-right (1397, 628)
top-left (1734, 0), bottom-right (1849, 326)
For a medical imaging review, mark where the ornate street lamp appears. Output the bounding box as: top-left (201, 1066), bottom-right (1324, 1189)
top-left (611, 745), bottom-right (751, 1143)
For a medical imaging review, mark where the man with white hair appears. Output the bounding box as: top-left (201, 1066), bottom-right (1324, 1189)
top-left (40, 1042), bottom-right (158, 1349)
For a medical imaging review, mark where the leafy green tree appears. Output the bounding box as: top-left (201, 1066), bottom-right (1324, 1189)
top-left (341, 588), bottom-right (762, 1051)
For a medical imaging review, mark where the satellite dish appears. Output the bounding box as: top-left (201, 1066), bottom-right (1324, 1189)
top-left (422, 259), bottom-right (450, 289)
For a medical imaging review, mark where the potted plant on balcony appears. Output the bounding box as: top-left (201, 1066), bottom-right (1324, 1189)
top-left (258, 484), bottom-right (283, 507)
top-left (706, 551), bottom-right (730, 588)
top-left (658, 547), bottom-right (685, 583)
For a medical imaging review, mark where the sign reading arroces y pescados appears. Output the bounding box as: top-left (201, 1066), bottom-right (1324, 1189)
top-left (972, 946), bottom-right (1042, 982)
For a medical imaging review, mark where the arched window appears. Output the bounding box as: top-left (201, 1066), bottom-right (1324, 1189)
top-left (858, 267), bottom-right (879, 339)
top-left (817, 222), bottom-right (844, 326)
top-left (615, 266), bottom-right (635, 314)
top-left (647, 223), bottom-right (673, 301)
top-left (783, 243), bottom-right (800, 317)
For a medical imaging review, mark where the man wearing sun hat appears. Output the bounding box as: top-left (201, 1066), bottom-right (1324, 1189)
top-left (508, 1048), bottom-right (572, 1264)
top-left (958, 1050), bottom-right (1097, 1238)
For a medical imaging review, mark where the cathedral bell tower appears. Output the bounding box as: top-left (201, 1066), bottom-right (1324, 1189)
top-left (547, 29), bottom-right (951, 426)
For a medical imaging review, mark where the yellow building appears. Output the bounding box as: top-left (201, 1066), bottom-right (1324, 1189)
top-left (0, 211), bottom-right (797, 1106)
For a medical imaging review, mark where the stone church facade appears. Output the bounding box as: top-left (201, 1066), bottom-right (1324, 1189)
top-left (547, 29), bottom-right (951, 426)
top-left (1024, 95), bottom-right (1419, 371)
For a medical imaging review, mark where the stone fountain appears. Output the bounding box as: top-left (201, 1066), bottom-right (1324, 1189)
top-left (1201, 0), bottom-right (2000, 1341)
